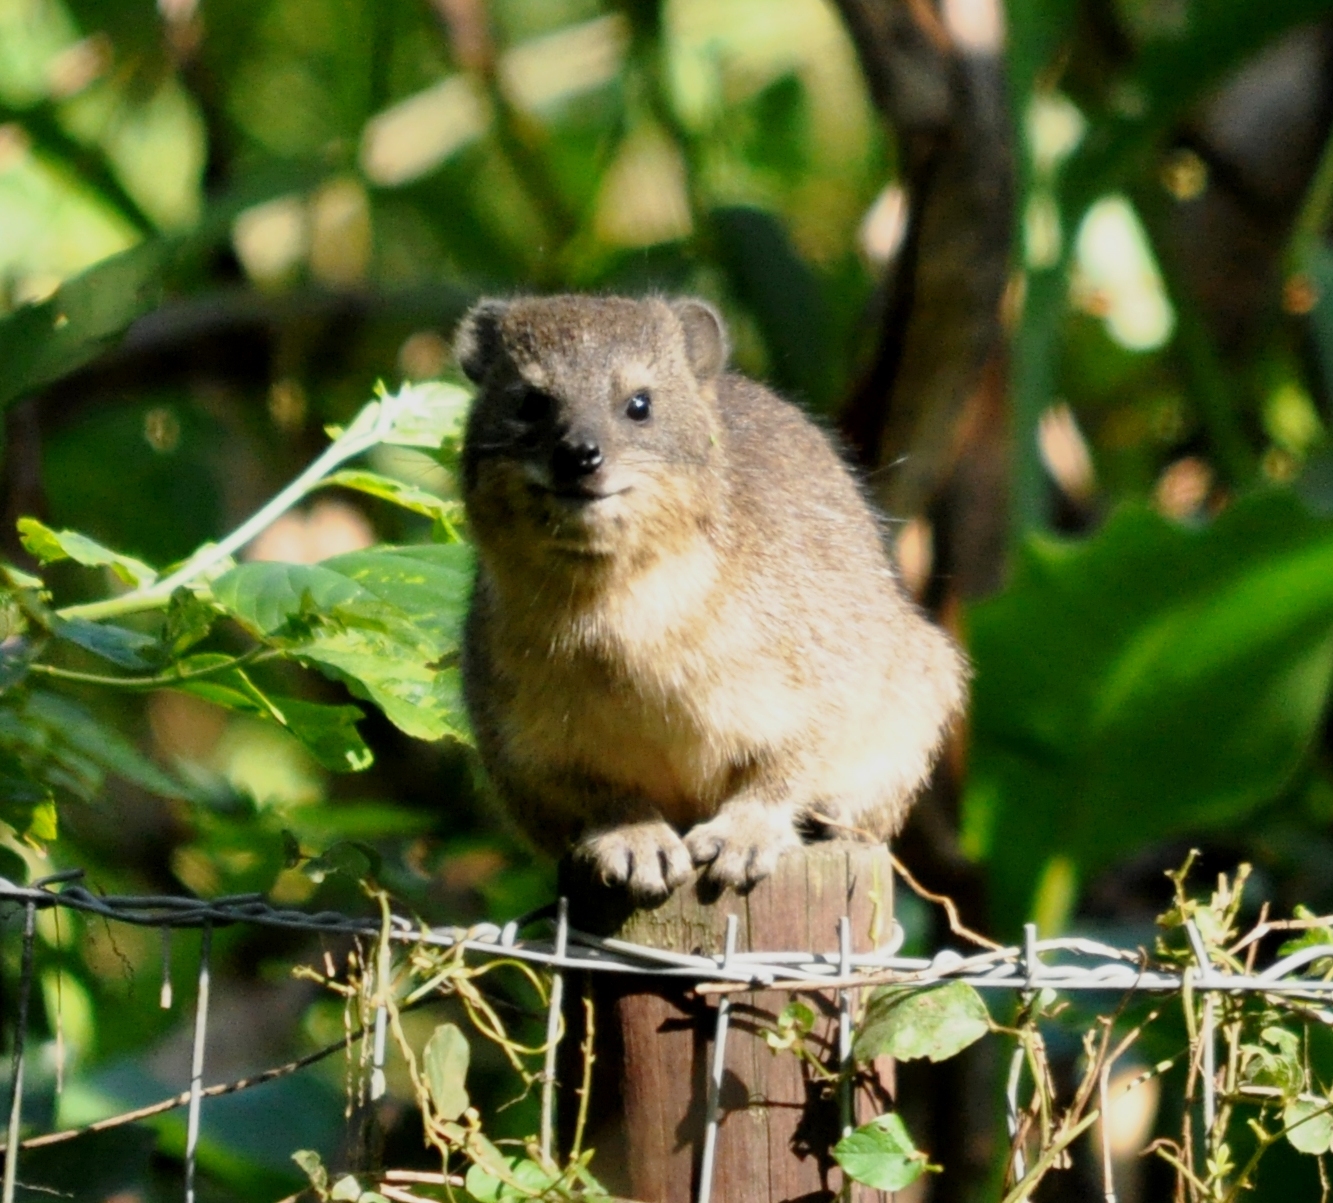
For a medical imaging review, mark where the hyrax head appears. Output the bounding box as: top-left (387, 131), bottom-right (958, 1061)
top-left (457, 295), bottom-right (728, 566)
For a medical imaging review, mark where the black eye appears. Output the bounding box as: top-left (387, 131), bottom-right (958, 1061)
top-left (515, 388), bottom-right (553, 424)
top-left (625, 390), bottom-right (652, 422)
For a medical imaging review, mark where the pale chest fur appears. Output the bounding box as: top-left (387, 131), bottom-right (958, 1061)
top-left (484, 541), bottom-right (808, 826)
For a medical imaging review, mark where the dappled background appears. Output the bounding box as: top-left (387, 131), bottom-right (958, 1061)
top-left (2, 0), bottom-right (1333, 1198)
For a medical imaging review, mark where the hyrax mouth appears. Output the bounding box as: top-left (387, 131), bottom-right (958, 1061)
top-left (530, 482), bottom-right (631, 505)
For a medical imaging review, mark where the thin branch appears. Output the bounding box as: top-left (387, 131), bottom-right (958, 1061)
top-left (1, 1028), bottom-right (359, 1152)
top-left (27, 647), bottom-right (273, 691)
top-left (889, 852), bottom-right (1002, 950)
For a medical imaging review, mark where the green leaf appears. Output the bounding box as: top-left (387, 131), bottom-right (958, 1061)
top-left (1243, 1028), bottom-right (1304, 1098)
top-left (11, 690), bottom-right (193, 802)
top-left (464, 1162), bottom-right (502, 1203)
top-left (0, 748), bottom-right (55, 846)
top-left (423, 1022), bottom-right (470, 1121)
top-left (0, 845), bottom-right (28, 884)
top-left (211, 543), bottom-right (474, 742)
top-left (375, 380), bottom-right (471, 450)
top-left (463, 1155), bottom-right (555, 1202)
top-left (171, 655), bottom-right (373, 772)
top-left (854, 982), bottom-right (990, 1063)
top-left (330, 1175), bottom-right (363, 1201)
top-left (1277, 905), bottom-right (1333, 976)
top-left (300, 840), bottom-right (379, 884)
top-left (292, 1149), bottom-right (329, 1196)
top-left (271, 696), bottom-right (373, 772)
top-left (25, 799), bottom-right (57, 843)
top-left (163, 589), bottom-right (219, 657)
top-left (0, 237), bottom-right (170, 412)
top-left (966, 493), bottom-right (1333, 930)
top-left (53, 617), bottom-right (159, 669)
top-left (1284, 1098), bottom-right (1333, 1155)
top-left (464, 1137), bottom-right (520, 1201)
top-left (833, 1112), bottom-right (934, 1191)
top-left (767, 1000), bottom-right (816, 1051)
top-left (321, 469), bottom-right (463, 528)
top-left (17, 518), bottom-right (157, 587)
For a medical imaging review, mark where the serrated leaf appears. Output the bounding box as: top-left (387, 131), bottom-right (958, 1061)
top-left (423, 1022), bottom-right (470, 1121)
top-left (1284, 1098), bottom-right (1333, 1154)
top-left (854, 982), bottom-right (990, 1063)
top-left (211, 543), bottom-right (474, 742)
top-left (833, 1112), bottom-right (933, 1191)
top-left (54, 617), bottom-right (159, 669)
top-left (17, 518), bottom-right (156, 587)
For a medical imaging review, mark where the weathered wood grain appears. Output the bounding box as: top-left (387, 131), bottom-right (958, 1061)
top-left (560, 841), bottom-right (896, 1203)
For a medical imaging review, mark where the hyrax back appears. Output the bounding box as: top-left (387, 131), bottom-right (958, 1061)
top-left (457, 294), bottom-right (966, 901)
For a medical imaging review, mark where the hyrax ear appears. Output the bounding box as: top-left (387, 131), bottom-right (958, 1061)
top-left (671, 299), bottom-right (729, 381)
top-left (454, 299), bottom-right (509, 383)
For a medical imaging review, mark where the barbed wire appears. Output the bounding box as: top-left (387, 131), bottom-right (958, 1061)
top-left (5, 871), bottom-right (1333, 996)
top-left (3, 869), bottom-right (1333, 1203)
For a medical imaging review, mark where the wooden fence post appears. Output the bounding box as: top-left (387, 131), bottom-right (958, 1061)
top-left (561, 840), bottom-right (895, 1203)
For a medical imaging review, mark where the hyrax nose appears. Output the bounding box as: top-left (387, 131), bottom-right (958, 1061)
top-left (551, 438), bottom-right (603, 484)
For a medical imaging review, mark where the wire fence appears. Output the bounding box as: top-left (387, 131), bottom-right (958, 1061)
top-left (3, 869), bottom-right (1333, 1203)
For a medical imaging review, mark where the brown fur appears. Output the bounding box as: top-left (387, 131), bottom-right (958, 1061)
top-left (458, 294), bottom-right (967, 899)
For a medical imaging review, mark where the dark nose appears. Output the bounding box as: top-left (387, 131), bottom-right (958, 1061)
top-left (551, 438), bottom-right (603, 483)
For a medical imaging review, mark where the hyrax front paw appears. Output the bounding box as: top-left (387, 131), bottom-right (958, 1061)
top-left (685, 803), bottom-right (802, 891)
top-left (576, 820), bottom-right (693, 902)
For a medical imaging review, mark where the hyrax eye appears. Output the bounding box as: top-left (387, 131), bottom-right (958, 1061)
top-left (624, 390), bottom-right (652, 422)
top-left (515, 388), bottom-right (554, 424)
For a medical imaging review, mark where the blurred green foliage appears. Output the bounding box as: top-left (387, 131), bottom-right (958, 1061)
top-left (0, 0), bottom-right (1330, 1197)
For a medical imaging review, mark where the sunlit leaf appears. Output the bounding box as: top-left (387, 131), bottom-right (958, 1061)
top-left (833, 1112), bottom-right (934, 1191)
top-left (171, 657), bottom-right (372, 772)
top-left (423, 1022), bottom-right (470, 1121)
top-left (211, 543), bottom-right (474, 742)
top-left (376, 380), bottom-right (471, 450)
top-left (291, 1149), bottom-right (329, 1195)
top-left (18, 518), bottom-right (156, 587)
top-left (854, 982), bottom-right (990, 1063)
top-left (1284, 1097), bottom-right (1333, 1155)
top-left (320, 469), bottom-right (464, 537)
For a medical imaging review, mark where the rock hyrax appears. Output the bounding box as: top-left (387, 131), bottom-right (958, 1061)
top-left (457, 294), bottom-right (966, 901)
